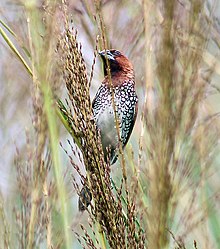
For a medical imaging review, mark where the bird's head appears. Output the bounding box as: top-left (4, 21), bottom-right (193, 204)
top-left (99, 49), bottom-right (134, 79)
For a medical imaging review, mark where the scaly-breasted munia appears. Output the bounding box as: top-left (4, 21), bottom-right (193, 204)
top-left (93, 49), bottom-right (138, 163)
top-left (79, 49), bottom-right (138, 211)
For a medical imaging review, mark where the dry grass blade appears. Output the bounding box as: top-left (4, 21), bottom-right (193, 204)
top-left (145, 1), bottom-right (219, 248)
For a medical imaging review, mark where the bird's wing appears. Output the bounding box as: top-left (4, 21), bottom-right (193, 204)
top-left (120, 94), bottom-right (138, 148)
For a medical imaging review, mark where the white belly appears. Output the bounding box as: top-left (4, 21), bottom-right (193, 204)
top-left (95, 106), bottom-right (118, 151)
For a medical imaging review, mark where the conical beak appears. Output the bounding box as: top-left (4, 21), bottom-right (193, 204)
top-left (99, 50), bottom-right (115, 61)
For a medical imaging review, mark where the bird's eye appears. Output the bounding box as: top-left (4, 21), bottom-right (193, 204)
top-left (111, 50), bottom-right (121, 56)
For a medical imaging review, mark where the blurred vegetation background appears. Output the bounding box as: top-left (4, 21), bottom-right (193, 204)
top-left (0, 0), bottom-right (220, 248)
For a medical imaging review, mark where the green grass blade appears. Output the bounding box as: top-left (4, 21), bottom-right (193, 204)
top-left (56, 100), bottom-right (82, 148)
top-left (0, 25), bottom-right (33, 76)
top-left (42, 83), bottom-right (71, 249)
top-left (0, 20), bottom-right (16, 37)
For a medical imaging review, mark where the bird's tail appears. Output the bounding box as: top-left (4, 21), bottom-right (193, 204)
top-left (78, 185), bottom-right (92, 211)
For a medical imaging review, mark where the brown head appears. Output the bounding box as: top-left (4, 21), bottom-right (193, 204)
top-left (99, 49), bottom-right (134, 87)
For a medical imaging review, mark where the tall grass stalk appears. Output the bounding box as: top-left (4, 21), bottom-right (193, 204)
top-left (25, 1), bottom-right (71, 247)
top-left (28, 3), bottom-right (71, 248)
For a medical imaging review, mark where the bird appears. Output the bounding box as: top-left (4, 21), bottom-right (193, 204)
top-left (78, 49), bottom-right (138, 211)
